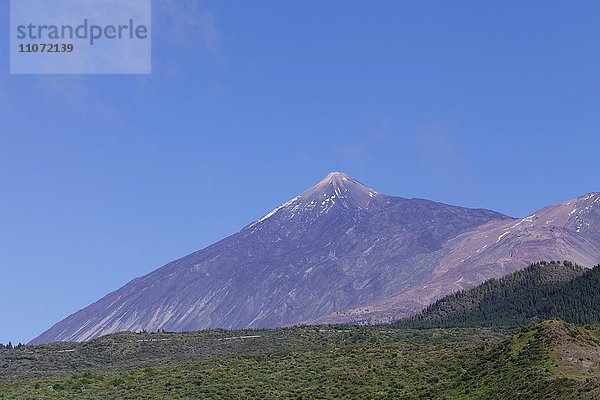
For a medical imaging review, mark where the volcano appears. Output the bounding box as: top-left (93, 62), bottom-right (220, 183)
top-left (31, 173), bottom-right (599, 344)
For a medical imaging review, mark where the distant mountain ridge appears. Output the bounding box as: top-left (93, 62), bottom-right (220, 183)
top-left (31, 173), bottom-right (600, 344)
top-left (312, 191), bottom-right (600, 325)
top-left (400, 261), bottom-right (600, 328)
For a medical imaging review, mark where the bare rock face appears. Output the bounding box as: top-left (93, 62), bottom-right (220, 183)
top-left (31, 173), bottom-right (599, 344)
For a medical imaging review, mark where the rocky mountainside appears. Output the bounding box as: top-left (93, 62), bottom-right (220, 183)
top-left (31, 173), bottom-right (599, 344)
top-left (313, 192), bottom-right (600, 325)
top-left (31, 172), bottom-right (506, 344)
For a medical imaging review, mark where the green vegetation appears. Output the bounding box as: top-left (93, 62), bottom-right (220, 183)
top-left (402, 261), bottom-right (600, 328)
top-left (1, 261), bottom-right (598, 399)
top-left (0, 321), bottom-right (598, 399)
top-left (449, 320), bottom-right (600, 400)
top-left (0, 342), bottom-right (24, 350)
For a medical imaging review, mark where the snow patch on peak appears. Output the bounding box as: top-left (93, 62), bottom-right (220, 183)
top-left (569, 208), bottom-right (578, 216)
top-left (581, 193), bottom-right (598, 202)
top-left (246, 172), bottom-right (387, 230)
top-left (496, 230), bottom-right (510, 243)
top-left (248, 196), bottom-right (300, 228)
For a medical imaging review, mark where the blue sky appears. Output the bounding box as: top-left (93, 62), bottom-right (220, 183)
top-left (0, 0), bottom-right (599, 344)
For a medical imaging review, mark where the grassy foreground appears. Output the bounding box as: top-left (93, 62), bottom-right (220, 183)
top-left (0, 321), bottom-right (598, 399)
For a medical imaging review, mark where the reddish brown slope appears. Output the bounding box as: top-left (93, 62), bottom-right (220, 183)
top-left (314, 192), bottom-right (600, 324)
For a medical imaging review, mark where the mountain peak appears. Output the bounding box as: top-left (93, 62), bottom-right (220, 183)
top-left (246, 173), bottom-right (387, 229)
top-left (41, 173), bottom-right (600, 344)
top-left (321, 171), bottom-right (352, 185)
top-left (308, 171), bottom-right (378, 194)
top-left (300, 172), bottom-right (384, 210)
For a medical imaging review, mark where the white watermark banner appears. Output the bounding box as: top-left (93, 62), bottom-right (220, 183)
top-left (10, 0), bottom-right (151, 74)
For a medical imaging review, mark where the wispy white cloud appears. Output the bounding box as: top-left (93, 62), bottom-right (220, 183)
top-left (156, 0), bottom-right (224, 63)
top-left (35, 76), bottom-right (91, 105)
top-left (196, 11), bottom-right (222, 61)
top-left (291, 121), bottom-right (395, 175)
top-left (333, 121), bottom-right (393, 166)
top-left (416, 123), bottom-right (467, 172)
